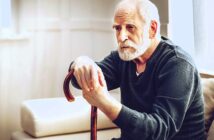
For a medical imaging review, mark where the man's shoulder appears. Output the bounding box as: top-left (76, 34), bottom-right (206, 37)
top-left (160, 37), bottom-right (196, 68)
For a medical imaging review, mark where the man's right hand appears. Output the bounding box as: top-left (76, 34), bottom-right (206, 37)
top-left (71, 56), bottom-right (122, 121)
top-left (71, 56), bottom-right (103, 92)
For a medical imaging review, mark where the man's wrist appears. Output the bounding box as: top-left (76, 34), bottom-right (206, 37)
top-left (98, 95), bottom-right (122, 121)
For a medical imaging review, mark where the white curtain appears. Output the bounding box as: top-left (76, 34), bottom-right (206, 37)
top-left (193, 0), bottom-right (214, 72)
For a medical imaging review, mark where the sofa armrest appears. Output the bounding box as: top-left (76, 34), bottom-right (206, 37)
top-left (21, 93), bottom-right (119, 138)
top-left (207, 121), bottom-right (214, 140)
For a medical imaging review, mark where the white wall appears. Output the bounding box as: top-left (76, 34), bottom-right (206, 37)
top-left (0, 0), bottom-right (118, 139)
top-left (151, 0), bottom-right (169, 37)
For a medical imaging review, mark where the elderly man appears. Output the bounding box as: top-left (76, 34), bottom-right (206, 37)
top-left (69, 0), bottom-right (205, 139)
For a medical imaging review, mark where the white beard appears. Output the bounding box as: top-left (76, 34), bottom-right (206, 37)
top-left (118, 39), bottom-right (151, 61)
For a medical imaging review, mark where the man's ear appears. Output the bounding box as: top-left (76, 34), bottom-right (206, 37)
top-left (149, 20), bottom-right (158, 39)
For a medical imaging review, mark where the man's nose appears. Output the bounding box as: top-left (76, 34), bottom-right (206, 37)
top-left (118, 30), bottom-right (128, 42)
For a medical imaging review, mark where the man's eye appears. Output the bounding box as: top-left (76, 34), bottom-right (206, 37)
top-left (127, 25), bottom-right (135, 31)
top-left (114, 26), bottom-right (121, 31)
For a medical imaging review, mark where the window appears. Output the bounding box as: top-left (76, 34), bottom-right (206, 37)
top-left (0, 0), bottom-right (13, 37)
top-left (193, 0), bottom-right (214, 72)
top-left (0, 0), bottom-right (28, 40)
top-left (169, 0), bottom-right (214, 72)
top-left (168, 0), bottom-right (195, 59)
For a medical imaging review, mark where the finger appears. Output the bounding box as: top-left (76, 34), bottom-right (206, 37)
top-left (88, 65), bottom-right (93, 90)
top-left (83, 65), bottom-right (92, 90)
top-left (73, 68), bottom-right (83, 88)
top-left (98, 68), bottom-right (107, 87)
top-left (79, 68), bottom-right (90, 91)
top-left (90, 65), bottom-right (99, 89)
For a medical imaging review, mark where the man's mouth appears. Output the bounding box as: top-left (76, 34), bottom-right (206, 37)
top-left (121, 46), bottom-right (130, 49)
top-left (120, 46), bottom-right (136, 53)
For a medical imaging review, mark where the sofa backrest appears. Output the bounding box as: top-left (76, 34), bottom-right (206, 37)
top-left (200, 72), bottom-right (214, 139)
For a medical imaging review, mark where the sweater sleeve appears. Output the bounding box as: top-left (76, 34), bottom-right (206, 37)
top-left (113, 58), bottom-right (200, 140)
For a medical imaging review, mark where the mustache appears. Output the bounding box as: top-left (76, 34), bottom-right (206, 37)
top-left (119, 41), bottom-right (137, 49)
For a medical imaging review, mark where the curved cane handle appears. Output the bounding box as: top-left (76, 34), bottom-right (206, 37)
top-left (63, 69), bottom-right (97, 140)
top-left (63, 69), bottom-right (75, 102)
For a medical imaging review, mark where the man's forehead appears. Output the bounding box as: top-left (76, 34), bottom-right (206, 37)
top-left (113, 7), bottom-right (142, 25)
top-left (114, 9), bottom-right (136, 20)
top-left (113, 1), bottom-right (142, 21)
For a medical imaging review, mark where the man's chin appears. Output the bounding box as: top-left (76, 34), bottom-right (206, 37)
top-left (118, 52), bottom-right (138, 61)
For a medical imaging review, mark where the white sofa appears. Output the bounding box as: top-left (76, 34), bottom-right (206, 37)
top-left (11, 74), bottom-right (214, 140)
top-left (11, 93), bottom-right (120, 140)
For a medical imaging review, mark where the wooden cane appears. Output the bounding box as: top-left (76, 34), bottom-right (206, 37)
top-left (63, 69), bottom-right (97, 140)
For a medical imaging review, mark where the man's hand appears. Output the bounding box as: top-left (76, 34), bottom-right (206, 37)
top-left (82, 68), bottom-right (108, 107)
top-left (71, 56), bottom-right (122, 121)
top-left (71, 56), bottom-right (103, 91)
top-left (82, 67), bottom-right (122, 121)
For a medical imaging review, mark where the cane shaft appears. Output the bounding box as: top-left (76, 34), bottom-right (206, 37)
top-left (63, 70), bottom-right (97, 140)
top-left (91, 106), bottom-right (97, 140)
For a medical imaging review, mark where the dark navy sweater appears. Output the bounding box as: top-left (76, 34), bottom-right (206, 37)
top-left (71, 37), bottom-right (205, 140)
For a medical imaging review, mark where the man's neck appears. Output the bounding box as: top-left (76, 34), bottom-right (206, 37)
top-left (133, 38), bottom-right (161, 74)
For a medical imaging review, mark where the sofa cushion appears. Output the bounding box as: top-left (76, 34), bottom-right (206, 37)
top-left (21, 93), bottom-right (119, 137)
top-left (202, 78), bottom-right (214, 132)
top-left (11, 128), bottom-right (120, 140)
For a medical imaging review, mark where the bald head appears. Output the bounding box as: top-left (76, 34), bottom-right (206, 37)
top-left (114, 0), bottom-right (160, 37)
top-left (113, 0), bottom-right (161, 61)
